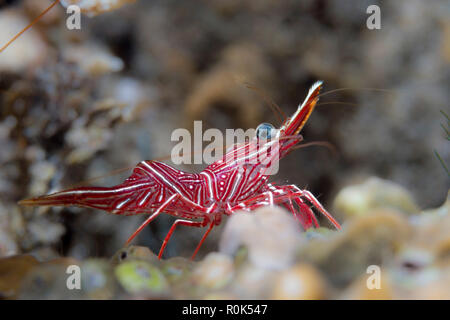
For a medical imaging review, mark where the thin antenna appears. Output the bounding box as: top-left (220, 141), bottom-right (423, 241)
top-left (243, 82), bottom-right (287, 125)
top-left (318, 87), bottom-right (394, 98)
top-left (291, 140), bottom-right (337, 157)
top-left (316, 101), bottom-right (359, 108)
top-left (0, 0), bottom-right (61, 53)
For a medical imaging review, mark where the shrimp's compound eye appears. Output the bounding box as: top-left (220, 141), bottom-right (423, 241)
top-left (256, 123), bottom-right (276, 140)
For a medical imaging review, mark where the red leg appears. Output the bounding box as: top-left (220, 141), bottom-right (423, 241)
top-left (293, 198), bottom-right (319, 229)
top-left (230, 184), bottom-right (340, 230)
top-left (191, 221), bottom-right (214, 260)
top-left (230, 188), bottom-right (314, 229)
top-left (158, 219), bottom-right (206, 259)
top-left (281, 198), bottom-right (295, 214)
top-left (125, 194), bottom-right (179, 245)
top-left (279, 185), bottom-right (340, 229)
top-left (299, 190), bottom-right (341, 230)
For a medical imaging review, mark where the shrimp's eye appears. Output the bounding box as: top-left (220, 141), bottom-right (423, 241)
top-left (256, 123), bottom-right (275, 140)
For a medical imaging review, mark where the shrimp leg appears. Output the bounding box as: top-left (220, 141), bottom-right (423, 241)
top-left (229, 184), bottom-right (340, 230)
top-left (125, 193), bottom-right (179, 245)
top-left (158, 217), bottom-right (209, 259)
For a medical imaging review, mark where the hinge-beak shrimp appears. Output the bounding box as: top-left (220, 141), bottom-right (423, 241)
top-left (20, 81), bottom-right (341, 260)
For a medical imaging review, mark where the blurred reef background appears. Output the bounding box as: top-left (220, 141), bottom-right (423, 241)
top-left (0, 0), bottom-right (449, 299)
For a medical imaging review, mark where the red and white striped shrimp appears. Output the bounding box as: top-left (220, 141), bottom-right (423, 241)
top-left (20, 81), bottom-right (341, 259)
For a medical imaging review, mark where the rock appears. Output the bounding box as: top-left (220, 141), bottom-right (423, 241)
top-left (23, 0), bottom-right (61, 25)
top-left (28, 247), bottom-right (61, 262)
top-left (64, 96), bottom-right (141, 164)
top-left (203, 291), bottom-right (238, 300)
top-left (81, 259), bottom-right (116, 299)
top-left (407, 193), bottom-right (450, 266)
top-left (101, 77), bottom-right (152, 122)
top-left (0, 203), bottom-right (22, 257)
top-left (271, 264), bottom-right (327, 300)
top-left (190, 253), bottom-right (234, 290)
top-left (28, 161), bottom-right (57, 197)
top-left (229, 262), bottom-right (276, 300)
top-left (409, 269), bottom-right (450, 299)
top-left (0, 255), bottom-right (39, 299)
top-left (63, 44), bottom-right (124, 76)
top-left (304, 227), bottom-right (337, 241)
top-left (60, 0), bottom-right (136, 17)
top-left (161, 257), bottom-right (194, 284)
top-left (390, 260), bottom-right (449, 299)
top-left (219, 206), bottom-right (302, 270)
top-left (333, 177), bottom-right (420, 219)
top-left (385, 196), bottom-right (450, 299)
top-left (298, 209), bottom-right (410, 287)
top-left (114, 260), bottom-right (169, 297)
top-left (0, 9), bottom-right (47, 72)
top-left (27, 217), bottom-right (65, 245)
top-left (111, 246), bottom-right (160, 265)
top-left (340, 269), bottom-right (394, 300)
top-left (18, 258), bottom-right (82, 299)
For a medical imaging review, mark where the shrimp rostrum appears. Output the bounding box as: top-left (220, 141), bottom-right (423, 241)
top-left (20, 81), bottom-right (341, 259)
